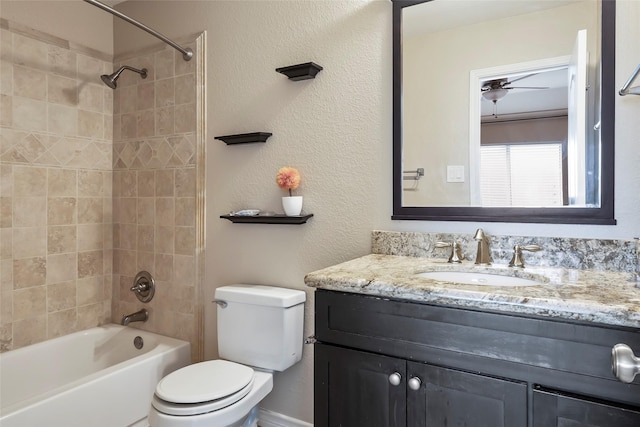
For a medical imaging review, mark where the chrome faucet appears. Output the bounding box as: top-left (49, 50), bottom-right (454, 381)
top-left (435, 241), bottom-right (465, 263)
top-left (473, 228), bottom-right (492, 265)
top-left (121, 309), bottom-right (148, 326)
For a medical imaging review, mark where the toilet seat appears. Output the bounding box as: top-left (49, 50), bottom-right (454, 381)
top-left (152, 360), bottom-right (255, 417)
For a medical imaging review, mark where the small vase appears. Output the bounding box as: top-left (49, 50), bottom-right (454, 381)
top-left (282, 196), bottom-right (303, 216)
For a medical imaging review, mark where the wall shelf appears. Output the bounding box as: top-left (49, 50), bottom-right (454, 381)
top-left (215, 132), bottom-right (272, 145)
top-left (220, 214), bottom-right (314, 225)
top-left (276, 62), bottom-right (323, 81)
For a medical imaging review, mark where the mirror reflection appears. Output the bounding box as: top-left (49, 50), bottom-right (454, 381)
top-left (401, 0), bottom-right (601, 208)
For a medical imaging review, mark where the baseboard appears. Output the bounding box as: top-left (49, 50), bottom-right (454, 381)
top-left (258, 408), bottom-right (313, 427)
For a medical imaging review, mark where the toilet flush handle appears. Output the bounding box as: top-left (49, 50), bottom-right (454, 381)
top-left (212, 299), bottom-right (228, 308)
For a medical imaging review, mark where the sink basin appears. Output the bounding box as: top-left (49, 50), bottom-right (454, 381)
top-left (416, 271), bottom-right (542, 287)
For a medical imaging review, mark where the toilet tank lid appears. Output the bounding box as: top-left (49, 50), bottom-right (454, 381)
top-left (215, 285), bottom-right (306, 308)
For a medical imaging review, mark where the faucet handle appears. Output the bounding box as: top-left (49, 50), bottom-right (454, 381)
top-left (509, 244), bottom-right (542, 268)
top-left (435, 241), bottom-right (465, 263)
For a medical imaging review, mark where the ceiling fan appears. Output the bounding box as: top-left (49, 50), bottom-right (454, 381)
top-left (481, 74), bottom-right (549, 103)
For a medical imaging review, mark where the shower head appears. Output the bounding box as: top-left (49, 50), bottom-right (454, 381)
top-left (100, 65), bottom-right (147, 89)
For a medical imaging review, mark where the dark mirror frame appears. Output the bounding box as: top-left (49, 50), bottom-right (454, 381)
top-left (392, 0), bottom-right (616, 225)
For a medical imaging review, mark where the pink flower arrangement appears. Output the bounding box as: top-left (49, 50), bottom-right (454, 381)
top-left (275, 166), bottom-right (301, 197)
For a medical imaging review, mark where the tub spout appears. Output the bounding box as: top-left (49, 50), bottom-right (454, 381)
top-left (121, 309), bottom-right (148, 326)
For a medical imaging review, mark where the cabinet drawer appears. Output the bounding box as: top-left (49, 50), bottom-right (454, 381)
top-left (315, 290), bottom-right (640, 406)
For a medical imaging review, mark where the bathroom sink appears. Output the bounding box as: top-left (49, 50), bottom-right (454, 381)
top-left (415, 271), bottom-right (542, 287)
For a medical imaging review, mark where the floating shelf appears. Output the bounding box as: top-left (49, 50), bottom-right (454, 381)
top-left (215, 132), bottom-right (272, 145)
top-left (220, 213), bottom-right (314, 225)
top-left (275, 62), bottom-right (323, 81)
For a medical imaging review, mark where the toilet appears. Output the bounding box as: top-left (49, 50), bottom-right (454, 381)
top-left (148, 285), bottom-right (306, 427)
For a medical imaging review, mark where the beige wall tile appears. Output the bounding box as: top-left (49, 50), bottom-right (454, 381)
top-left (0, 60), bottom-right (13, 95)
top-left (137, 250), bottom-right (154, 272)
top-left (78, 84), bottom-right (104, 113)
top-left (47, 280), bottom-right (76, 312)
top-left (121, 112), bottom-right (136, 139)
top-left (0, 324), bottom-right (12, 351)
top-left (12, 315), bottom-right (46, 348)
top-left (119, 197), bottom-right (137, 224)
top-left (0, 94), bottom-right (12, 127)
top-left (1, 291), bottom-right (13, 325)
top-left (14, 197), bottom-right (46, 226)
top-left (175, 74), bottom-right (195, 105)
top-left (137, 224), bottom-right (154, 252)
top-left (154, 253), bottom-right (173, 281)
top-left (0, 259), bottom-right (12, 292)
top-left (174, 47), bottom-right (195, 76)
top-left (47, 197), bottom-right (76, 225)
top-left (120, 171), bottom-right (137, 197)
top-left (0, 197), bottom-right (11, 228)
top-left (47, 253), bottom-right (77, 284)
top-left (47, 104), bottom-right (78, 136)
top-left (12, 97), bottom-right (47, 131)
top-left (155, 78), bottom-right (174, 108)
top-left (0, 228), bottom-right (11, 259)
top-left (77, 276), bottom-right (102, 306)
top-left (155, 107), bottom-right (175, 136)
top-left (155, 49), bottom-right (174, 80)
top-left (174, 104), bottom-right (196, 133)
top-left (175, 168), bottom-right (195, 197)
top-left (155, 169), bottom-right (174, 197)
top-left (13, 65), bottom-right (46, 101)
top-left (13, 166), bottom-right (46, 196)
top-left (77, 303), bottom-right (102, 330)
top-left (13, 256), bottom-right (46, 289)
top-left (47, 308), bottom-right (77, 339)
top-left (78, 197), bottom-right (103, 224)
top-left (137, 198), bottom-right (154, 225)
top-left (77, 109), bottom-right (103, 138)
top-left (175, 197), bottom-right (195, 226)
top-left (0, 165), bottom-right (12, 197)
top-left (48, 225), bottom-right (76, 254)
top-left (174, 226), bottom-right (194, 255)
top-left (137, 170), bottom-right (155, 197)
top-left (78, 223), bottom-right (103, 251)
top-left (137, 110), bottom-right (154, 138)
top-left (12, 226), bottom-right (46, 258)
top-left (13, 286), bottom-right (46, 321)
top-left (78, 250), bottom-right (103, 278)
top-left (155, 225), bottom-right (174, 254)
top-left (137, 82), bottom-right (154, 111)
top-left (48, 45), bottom-right (77, 77)
top-left (119, 223), bottom-right (136, 250)
top-left (78, 170), bottom-right (104, 197)
top-left (155, 198), bottom-right (174, 226)
top-left (47, 74), bottom-right (78, 106)
top-left (48, 169), bottom-right (77, 197)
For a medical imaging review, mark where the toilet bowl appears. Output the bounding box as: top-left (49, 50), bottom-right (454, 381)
top-left (148, 285), bottom-right (305, 427)
top-left (148, 360), bottom-right (273, 427)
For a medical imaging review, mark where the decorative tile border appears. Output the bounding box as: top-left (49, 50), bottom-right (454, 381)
top-left (372, 230), bottom-right (638, 273)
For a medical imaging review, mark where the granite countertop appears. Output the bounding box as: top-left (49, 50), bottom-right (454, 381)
top-left (304, 254), bottom-right (640, 329)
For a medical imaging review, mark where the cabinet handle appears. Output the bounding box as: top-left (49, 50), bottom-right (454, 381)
top-left (612, 343), bottom-right (640, 383)
top-left (408, 376), bottom-right (421, 391)
top-left (388, 372), bottom-right (402, 386)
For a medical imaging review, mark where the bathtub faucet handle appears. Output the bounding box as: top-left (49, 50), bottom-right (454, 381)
top-left (131, 271), bottom-right (155, 303)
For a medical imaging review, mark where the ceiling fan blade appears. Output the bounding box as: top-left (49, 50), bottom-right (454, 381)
top-left (505, 86), bottom-right (550, 90)
top-left (506, 73), bottom-right (538, 84)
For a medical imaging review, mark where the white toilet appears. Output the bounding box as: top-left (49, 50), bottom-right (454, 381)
top-left (148, 284), bottom-right (306, 427)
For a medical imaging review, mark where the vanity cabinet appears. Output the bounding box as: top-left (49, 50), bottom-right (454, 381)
top-left (314, 290), bottom-right (640, 427)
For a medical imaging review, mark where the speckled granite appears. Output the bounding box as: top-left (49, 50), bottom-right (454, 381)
top-left (372, 231), bottom-right (639, 273)
top-left (304, 254), bottom-right (640, 329)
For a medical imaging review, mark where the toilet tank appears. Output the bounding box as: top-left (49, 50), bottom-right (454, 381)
top-left (215, 285), bottom-right (306, 372)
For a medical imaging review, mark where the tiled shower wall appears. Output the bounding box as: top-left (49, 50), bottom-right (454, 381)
top-left (0, 22), bottom-right (114, 351)
top-left (111, 43), bottom-right (200, 361)
top-left (0, 21), bottom-right (202, 358)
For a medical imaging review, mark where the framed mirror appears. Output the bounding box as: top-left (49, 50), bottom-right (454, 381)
top-left (392, 0), bottom-right (615, 224)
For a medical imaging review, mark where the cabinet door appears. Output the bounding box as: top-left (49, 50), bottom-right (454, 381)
top-left (533, 388), bottom-right (640, 427)
top-left (407, 362), bottom-right (527, 427)
top-left (315, 343), bottom-right (407, 427)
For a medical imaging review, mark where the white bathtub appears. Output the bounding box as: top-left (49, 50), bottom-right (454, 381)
top-left (0, 324), bottom-right (190, 427)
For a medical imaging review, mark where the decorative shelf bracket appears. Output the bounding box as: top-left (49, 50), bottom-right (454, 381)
top-left (215, 132), bottom-right (272, 145)
top-left (221, 214), bottom-right (314, 225)
top-left (276, 62), bottom-right (323, 81)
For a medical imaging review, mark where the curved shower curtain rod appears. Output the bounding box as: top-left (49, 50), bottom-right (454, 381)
top-left (83, 0), bottom-right (193, 61)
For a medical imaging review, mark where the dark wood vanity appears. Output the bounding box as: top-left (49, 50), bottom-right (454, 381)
top-left (313, 290), bottom-right (640, 426)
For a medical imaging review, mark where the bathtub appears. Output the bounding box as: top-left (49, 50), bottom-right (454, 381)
top-left (0, 324), bottom-right (190, 427)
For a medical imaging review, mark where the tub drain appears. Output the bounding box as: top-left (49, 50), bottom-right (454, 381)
top-left (134, 336), bottom-right (144, 349)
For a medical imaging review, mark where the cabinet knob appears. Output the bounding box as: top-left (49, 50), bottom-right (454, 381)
top-left (388, 372), bottom-right (402, 386)
top-left (408, 376), bottom-right (422, 391)
top-left (612, 343), bottom-right (640, 383)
